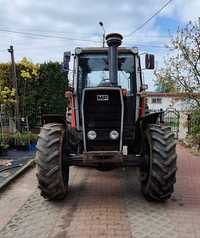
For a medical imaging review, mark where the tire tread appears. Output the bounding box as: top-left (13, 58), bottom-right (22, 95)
top-left (36, 123), bottom-right (68, 200)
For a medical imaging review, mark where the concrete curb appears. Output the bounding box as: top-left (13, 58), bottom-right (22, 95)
top-left (0, 159), bottom-right (35, 192)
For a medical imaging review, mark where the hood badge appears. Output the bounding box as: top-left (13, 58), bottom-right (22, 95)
top-left (97, 95), bottom-right (109, 101)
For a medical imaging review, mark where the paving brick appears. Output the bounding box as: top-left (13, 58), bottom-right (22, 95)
top-left (0, 144), bottom-right (200, 238)
top-left (50, 168), bottom-right (132, 238)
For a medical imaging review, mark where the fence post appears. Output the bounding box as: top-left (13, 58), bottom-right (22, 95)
top-left (187, 114), bottom-right (191, 135)
top-left (160, 108), bottom-right (164, 123)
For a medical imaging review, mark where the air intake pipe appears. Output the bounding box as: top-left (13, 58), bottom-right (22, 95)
top-left (106, 33), bottom-right (123, 86)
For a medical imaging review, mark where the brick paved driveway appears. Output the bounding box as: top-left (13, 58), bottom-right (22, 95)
top-left (0, 144), bottom-right (199, 238)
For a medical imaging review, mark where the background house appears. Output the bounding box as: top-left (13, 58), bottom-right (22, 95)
top-left (146, 92), bottom-right (191, 111)
top-left (146, 92), bottom-right (198, 140)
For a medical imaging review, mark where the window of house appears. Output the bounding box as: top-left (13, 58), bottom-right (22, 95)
top-left (151, 97), bottom-right (162, 104)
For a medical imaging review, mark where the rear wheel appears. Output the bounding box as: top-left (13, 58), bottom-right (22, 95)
top-left (36, 123), bottom-right (69, 200)
top-left (140, 124), bottom-right (177, 202)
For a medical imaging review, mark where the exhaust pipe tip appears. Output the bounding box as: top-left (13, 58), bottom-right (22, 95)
top-left (106, 33), bottom-right (123, 47)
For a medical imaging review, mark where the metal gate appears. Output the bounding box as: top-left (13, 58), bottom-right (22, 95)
top-left (164, 108), bottom-right (180, 139)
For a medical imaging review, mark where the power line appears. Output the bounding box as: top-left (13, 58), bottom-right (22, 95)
top-left (0, 25), bottom-right (97, 37)
top-left (137, 44), bottom-right (169, 49)
top-left (127, 44), bottom-right (168, 49)
top-left (0, 25), bottom-right (172, 40)
top-left (133, 34), bottom-right (171, 39)
top-left (15, 45), bottom-right (67, 52)
top-left (126, 0), bottom-right (173, 37)
top-left (0, 29), bottom-right (101, 43)
top-left (3, 43), bottom-right (170, 53)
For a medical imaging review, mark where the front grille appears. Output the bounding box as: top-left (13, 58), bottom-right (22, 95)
top-left (82, 88), bottom-right (122, 151)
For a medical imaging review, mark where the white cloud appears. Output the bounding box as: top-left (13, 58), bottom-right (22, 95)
top-left (174, 0), bottom-right (200, 23)
top-left (0, 0), bottom-right (198, 89)
top-left (0, 1), bottom-right (167, 58)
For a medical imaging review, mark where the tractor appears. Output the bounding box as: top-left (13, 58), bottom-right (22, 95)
top-left (36, 33), bottom-right (177, 201)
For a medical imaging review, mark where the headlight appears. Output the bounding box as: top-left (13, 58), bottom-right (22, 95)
top-left (109, 130), bottom-right (119, 140)
top-left (87, 130), bottom-right (97, 140)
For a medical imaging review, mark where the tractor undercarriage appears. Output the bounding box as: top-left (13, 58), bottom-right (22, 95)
top-left (64, 151), bottom-right (143, 168)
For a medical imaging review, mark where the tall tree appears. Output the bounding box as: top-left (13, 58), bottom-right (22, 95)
top-left (17, 57), bottom-right (39, 119)
top-left (36, 62), bottom-right (68, 119)
top-left (154, 20), bottom-right (200, 108)
top-left (154, 61), bottom-right (177, 93)
top-left (0, 60), bottom-right (68, 127)
top-left (0, 63), bottom-right (16, 115)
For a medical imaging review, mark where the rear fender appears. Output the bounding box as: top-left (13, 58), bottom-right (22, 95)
top-left (41, 114), bottom-right (65, 125)
top-left (137, 112), bottom-right (161, 129)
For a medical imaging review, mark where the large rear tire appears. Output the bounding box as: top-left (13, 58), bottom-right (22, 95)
top-left (36, 123), bottom-right (69, 200)
top-left (140, 124), bottom-right (177, 202)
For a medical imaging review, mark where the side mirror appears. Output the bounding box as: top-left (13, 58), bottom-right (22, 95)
top-left (62, 51), bottom-right (71, 72)
top-left (145, 54), bottom-right (155, 70)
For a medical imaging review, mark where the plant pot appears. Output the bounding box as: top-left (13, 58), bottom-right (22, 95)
top-left (29, 143), bottom-right (37, 152)
top-left (0, 148), bottom-right (8, 156)
top-left (17, 145), bottom-right (29, 151)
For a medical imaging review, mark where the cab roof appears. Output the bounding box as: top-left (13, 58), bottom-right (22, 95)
top-left (75, 47), bottom-right (138, 55)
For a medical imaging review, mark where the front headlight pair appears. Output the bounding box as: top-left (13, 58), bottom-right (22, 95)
top-left (87, 130), bottom-right (119, 140)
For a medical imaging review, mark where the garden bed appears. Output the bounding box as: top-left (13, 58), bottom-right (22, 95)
top-left (0, 149), bottom-right (35, 187)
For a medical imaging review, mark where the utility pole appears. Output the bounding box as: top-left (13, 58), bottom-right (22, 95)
top-left (8, 45), bottom-right (21, 131)
top-left (99, 21), bottom-right (106, 48)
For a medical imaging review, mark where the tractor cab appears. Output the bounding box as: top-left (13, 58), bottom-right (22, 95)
top-left (70, 34), bottom-right (153, 154)
top-left (76, 47), bottom-right (137, 95)
top-left (75, 47), bottom-right (139, 153)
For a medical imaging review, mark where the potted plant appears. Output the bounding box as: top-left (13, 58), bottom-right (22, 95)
top-left (3, 133), bottom-right (15, 149)
top-left (29, 132), bottom-right (38, 151)
top-left (0, 142), bottom-right (9, 155)
top-left (15, 132), bottom-right (30, 150)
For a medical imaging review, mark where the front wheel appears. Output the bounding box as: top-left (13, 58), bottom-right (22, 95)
top-left (36, 123), bottom-right (69, 200)
top-left (140, 124), bottom-right (177, 202)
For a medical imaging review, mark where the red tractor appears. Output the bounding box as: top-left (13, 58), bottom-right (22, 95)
top-left (36, 33), bottom-right (177, 201)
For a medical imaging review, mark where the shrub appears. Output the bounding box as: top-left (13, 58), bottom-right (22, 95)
top-left (191, 110), bottom-right (200, 147)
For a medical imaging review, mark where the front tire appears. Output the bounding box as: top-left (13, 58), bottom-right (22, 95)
top-left (36, 123), bottom-right (69, 200)
top-left (140, 124), bottom-right (177, 202)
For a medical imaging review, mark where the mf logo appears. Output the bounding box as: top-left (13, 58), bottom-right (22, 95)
top-left (96, 95), bottom-right (109, 101)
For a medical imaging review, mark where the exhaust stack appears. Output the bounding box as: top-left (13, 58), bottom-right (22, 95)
top-left (106, 33), bottom-right (123, 86)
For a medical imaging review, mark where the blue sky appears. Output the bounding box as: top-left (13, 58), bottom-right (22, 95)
top-left (155, 16), bottom-right (181, 34)
top-left (0, 0), bottom-right (199, 89)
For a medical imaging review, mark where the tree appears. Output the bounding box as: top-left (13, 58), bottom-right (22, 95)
top-left (0, 60), bottom-right (68, 127)
top-left (0, 64), bottom-right (16, 115)
top-left (37, 62), bottom-right (68, 116)
top-left (0, 86), bottom-right (15, 105)
top-left (155, 19), bottom-right (200, 144)
top-left (154, 20), bottom-right (200, 108)
top-left (154, 62), bottom-right (177, 92)
top-left (190, 110), bottom-right (200, 148)
top-left (17, 57), bottom-right (39, 119)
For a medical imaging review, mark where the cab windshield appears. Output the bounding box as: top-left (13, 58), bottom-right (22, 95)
top-left (78, 53), bottom-right (135, 95)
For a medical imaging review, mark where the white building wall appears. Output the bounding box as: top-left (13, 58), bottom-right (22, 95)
top-left (147, 96), bottom-right (190, 111)
top-left (178, 112), bottom-right (188, 140)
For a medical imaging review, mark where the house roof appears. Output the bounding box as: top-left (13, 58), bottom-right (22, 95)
top-left (145, 92), bottom-right (200, 98)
